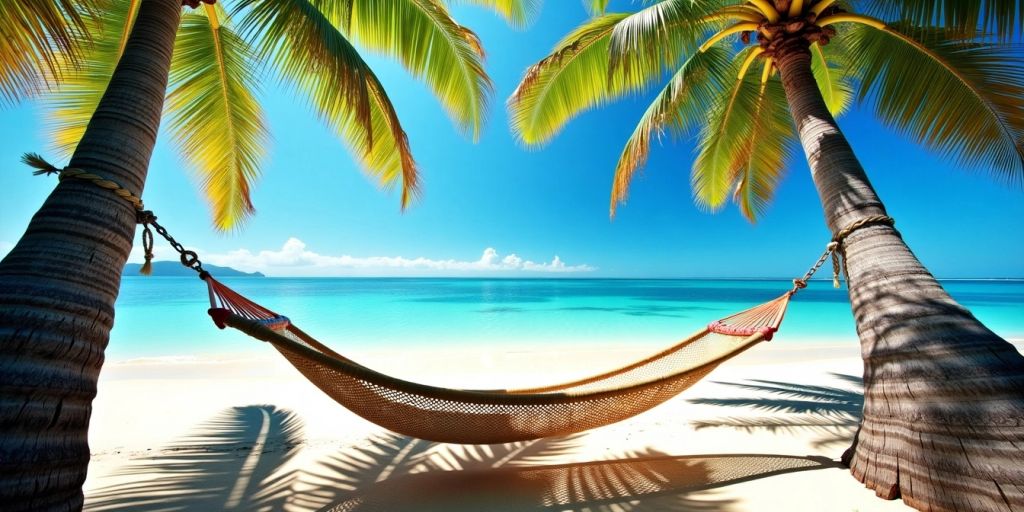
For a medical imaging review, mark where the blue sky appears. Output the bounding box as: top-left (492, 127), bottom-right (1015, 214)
top-left (1, 1), bottom-right (1022, 278)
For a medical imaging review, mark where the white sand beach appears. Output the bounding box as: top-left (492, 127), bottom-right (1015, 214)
top-left (77, 338), bottom-right (991, 512)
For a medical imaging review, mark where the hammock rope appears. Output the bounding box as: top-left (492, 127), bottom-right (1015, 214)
top-left (28, 154), bottom-right (896, 444)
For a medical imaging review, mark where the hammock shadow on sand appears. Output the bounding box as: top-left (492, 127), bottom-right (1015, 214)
top-left (305, 443), bottom-right (838, 512)
top-left (689, 373), bottom-right (864, 449)
top-left (301, 436), bottom-right (839, 512)
top-left (84, 405), bottom-right (841, 512)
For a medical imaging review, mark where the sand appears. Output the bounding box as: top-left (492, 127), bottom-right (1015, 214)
top-left (81, 340), bottom-right (925, 511)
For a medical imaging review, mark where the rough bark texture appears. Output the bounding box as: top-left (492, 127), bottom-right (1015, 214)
top-left (775, 42), bottom-right (1024, 512)
top-left (0, 1), bottom-right (181, 510)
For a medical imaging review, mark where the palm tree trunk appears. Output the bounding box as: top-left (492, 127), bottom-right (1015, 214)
top-left (0, 1), bottom-right (181, 510)
top-left (774, 41), bottom-right (1024, 512)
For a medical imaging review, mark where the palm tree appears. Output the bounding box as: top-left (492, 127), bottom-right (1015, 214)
top-left (0, 0), bottom-right (533, 509)
top-left (509, 1), bottom-right (1023, 510)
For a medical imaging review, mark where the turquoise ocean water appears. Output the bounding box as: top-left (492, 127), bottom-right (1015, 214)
top-left (108, 278), bottom-right (1024, 361)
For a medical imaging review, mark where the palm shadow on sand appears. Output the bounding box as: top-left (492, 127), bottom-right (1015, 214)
top-left (689, 373), bottom-right (864, 449)
top-left (85, 405), bottom-right (304, 511)
top-left (84, 405), bottom-right (842, 512)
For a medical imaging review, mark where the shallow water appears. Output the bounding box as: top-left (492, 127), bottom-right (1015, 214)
top-left (107, 277), bottom-right (1024, 361)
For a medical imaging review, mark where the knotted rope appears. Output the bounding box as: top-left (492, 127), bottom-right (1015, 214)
top-left (791, 214), bottom-right (896, 292)
top-left (24, 152), bottom-right (207, 278)
top-left (24, 152), bottom-right (144, 210)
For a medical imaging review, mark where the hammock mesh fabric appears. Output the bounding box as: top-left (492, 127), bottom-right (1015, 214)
top-left (205, 277), bottom-right (793, 444)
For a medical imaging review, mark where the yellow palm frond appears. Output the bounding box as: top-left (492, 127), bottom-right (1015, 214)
top-left (237, 0), bottom-right (419, 207)
top-left (0, 0), bottom-right (103, 105)
top-left (324, 0), bottom-right (493, 140)
top-left (730, 77), bottom-right (794, 221)
top-left (693, 47), bottom-right (795, 216)
top-left (608, 0), bottom-right (724, 81)
top-left (445, 0), bottom-right (541, 28)
top-left (166, 11), bottom-right (270, 231)
top-left (585, 0), bottom-right (610, 16)
top-left (509, 13), bottom-right (631, 145)
top-left (809, 39), bottom-right (854, 116)
top-left (611, 47), bottom-right (732, 216)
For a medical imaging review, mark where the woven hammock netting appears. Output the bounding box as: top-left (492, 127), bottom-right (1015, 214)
top-left (205, 277), bottom-right (793, 444)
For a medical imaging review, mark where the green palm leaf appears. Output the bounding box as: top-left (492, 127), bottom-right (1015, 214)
top-left (730, 77), bottom-right (795, 221)
top-left (585, 0), bottom-right (611, 16)
top-left (856, 0), bottom-right (1022, 39)
top-left (42, 0), bottom-right (140, 157)
top-left (510, 1), bottom-right (728, 147)
top-left (167, 9), bottom-right (269, 231)
top-left (236, 0), bottom-right (419, 207)
top-left (509, 13), bottom-right (630, 145)
top-left (509, 11), bottom-right (687, 146)
top-left (445, 0), bottom-right (542, 28)
top-left (845, 22), bottom-right (1024, 183)
top-left (809, 40), bottom-right (854, 116)
top-left (328, 0), bottom-right (493, 140)
top-left (693, 49), bottom-right (795, 216)
top-left (0, 0), bottom-right (102, 105)
top-left (611, 47), bottom-right (731, 215)
top-left (607, 0), bottom-right (724, 79)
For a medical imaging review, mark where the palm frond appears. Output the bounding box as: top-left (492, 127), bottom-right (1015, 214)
top-left (610, 47), bottom-right (732, 216)
top-left (809, 40), bottom-right (855, 116)
top-left (334, 0), bottom-right (493, 139)
top-left (585, 0), bottom-right (611, 16)
top-left (692, 48), bottom-right (795, 217)
top-left (845, 22), bottom-right (1024, 184)
top-left (445, 0), bottom-right (542, 28)
top-left (508, 13), bottom-right (627, 145)
top-left (167, 10), bottom-right (270, 231)
top-left (855, 0), bottom-right (1022, 40)
top-left (607, 0), bottom-right (725, 81)
top-left (730, 77), bottom-right (795, 221)
top-left (236, 0), bottom-right (419, 207)
top-left (509, 12), bottom-right (680, 146)
top-left (41, 0), bottom-right (140, 157)
top-left (0, 0), bottom-right (103, 106)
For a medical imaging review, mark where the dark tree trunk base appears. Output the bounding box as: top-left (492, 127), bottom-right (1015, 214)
top-left (846, 411), bottom-right (1024, 511)
top-left (773, 40), bottom-right (1024, 512)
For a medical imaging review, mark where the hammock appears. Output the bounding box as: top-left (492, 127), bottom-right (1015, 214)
top-left (24, 155), bottom-right (893, 445)
top-left (203, 277), bottom-right (794, 444)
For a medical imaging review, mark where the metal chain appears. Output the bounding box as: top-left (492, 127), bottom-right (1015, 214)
top-left (791, 241), bottom-right (838, 292)
top-left (26, 153), bottom-right (208, 279)
top-left (791, 215), bottom-right (896, 294)
top-left (139, 211), bottom-right (206, 276)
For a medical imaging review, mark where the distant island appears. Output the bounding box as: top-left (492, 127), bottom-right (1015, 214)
top-left (123, 261), bottom-right (265, 277)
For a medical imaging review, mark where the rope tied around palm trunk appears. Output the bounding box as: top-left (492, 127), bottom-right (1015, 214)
top-left (791, 214), bottom-right (896, 292)
top-left (23, 152), bottom-right (208, 278)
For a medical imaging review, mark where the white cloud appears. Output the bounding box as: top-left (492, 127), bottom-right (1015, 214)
top-left (0, 241), bottom-right (12, 259)
top-left (189, 238), bottom-right (595, 276)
